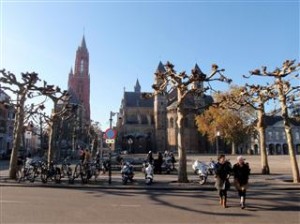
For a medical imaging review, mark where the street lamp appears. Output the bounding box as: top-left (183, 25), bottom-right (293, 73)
top-left (108, 111), bottom-right (118, 184)
top-left (216, 131), bottom-right (220, 156)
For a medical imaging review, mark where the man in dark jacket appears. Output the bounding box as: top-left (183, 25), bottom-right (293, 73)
top-left (214, 154), bottom-right (232, 208)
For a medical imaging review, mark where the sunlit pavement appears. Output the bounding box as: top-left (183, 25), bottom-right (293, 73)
top-left (0, 155), bottom-right (299, 223)
top-left (0, 155), bottom-right (299, 190)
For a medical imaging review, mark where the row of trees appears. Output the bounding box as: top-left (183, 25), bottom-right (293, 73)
top-left (146, 60), bottom-right (299, 183)
top-left (0, 70), bottom-right (99, 179)
top-left (1, 60), bottom-right (299, 183)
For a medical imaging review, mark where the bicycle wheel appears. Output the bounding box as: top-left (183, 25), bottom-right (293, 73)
top-left (55, 168), bottom-right (61, 183)
top-left (80, 165), bottom-right (88, 184)
top-left (73, 164), bottom-right (81, 179)
top-left (41, 169), bottom-right (48, 183)
top-left (26, 168), bottom-right (35, 183)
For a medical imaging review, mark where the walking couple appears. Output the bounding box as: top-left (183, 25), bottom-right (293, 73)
top-left (214, 154), bottom-right (250, 209)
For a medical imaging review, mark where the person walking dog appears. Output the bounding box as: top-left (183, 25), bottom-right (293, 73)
top-left (233, 155), bottom-right (251, 209)
top-left (215, 154), bottom-right (232, 208)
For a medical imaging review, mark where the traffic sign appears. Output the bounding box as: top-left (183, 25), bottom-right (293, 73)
top-left (106, 139), bottom-right (115, 144)
top-left (105, 128), bottom-right (117, 139)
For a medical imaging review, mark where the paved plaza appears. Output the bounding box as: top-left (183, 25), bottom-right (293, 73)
top-left (0, 155), bottom-right (299, 224)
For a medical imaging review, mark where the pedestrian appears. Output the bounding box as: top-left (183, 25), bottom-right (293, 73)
top-left (79, 148), bottom-right (85, 164)
top-left (170, 152), bottom-right (176, 170)
top-left (214, 154), bottom-right (232, 208)
top-left (232, 155), bottom-right (251, 209)
top-left (157, 152), bottom-right (163, 174)
top-left (83, 148), bottom-right (91, 164)
top-left (146, 151), bottom-right (154, 164)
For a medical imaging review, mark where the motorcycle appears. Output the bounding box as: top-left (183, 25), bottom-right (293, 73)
top-left (207, 159), bottom-right (217, 175)
top-left (144, 162), bottom-right (154, 185)
top-left (161, 156), bottom-right (173, 174)
top-left (192, 160), bottom-right (209, 185)
top-left (121, 161), bottom-right (134, 185)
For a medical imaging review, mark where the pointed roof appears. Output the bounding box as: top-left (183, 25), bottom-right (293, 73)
top-left (135, 79), bottom-right (141, 88)
top-left (156, 61), bottom-right (166, 73)
top-left (69, 67), bottom-right (73, 75)
top-left (81, 35), bottom-right (87, 49)
top-left (194, 63), bottom-right (204, 74)
top-left (134, 79), bottom-right (141, 92)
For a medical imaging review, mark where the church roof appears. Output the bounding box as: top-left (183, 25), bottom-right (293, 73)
top-left (166, 93), bottom-right (213, 110)
top-left (124, 92), bottom-right (153, 107)
top-left (194, 63), bottom-right (204, 74)
top-left (156, 61), bottom-right (166, 73)
top-left (265, 116), bottom-right (300, 126)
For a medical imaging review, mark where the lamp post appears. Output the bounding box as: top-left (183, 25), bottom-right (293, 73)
top-left (216, 131), bottom-right (220, 156)
top-left (108, 111), bottom-right (117, 184)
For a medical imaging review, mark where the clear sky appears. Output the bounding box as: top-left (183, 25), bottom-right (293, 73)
top-left (0, 0), bottom-right (299, 129)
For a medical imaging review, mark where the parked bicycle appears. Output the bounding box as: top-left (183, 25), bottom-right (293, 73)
top-left (40, 160), bottom-right (61, 183)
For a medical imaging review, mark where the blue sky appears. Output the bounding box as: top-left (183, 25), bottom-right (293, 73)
top-left (0, 0), bottom-right (299, 129)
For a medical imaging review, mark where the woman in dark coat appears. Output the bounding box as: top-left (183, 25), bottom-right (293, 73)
top-left (214, 154), bottom-right (232, 208)
top-left (232, 156), bottom-right (251, 209)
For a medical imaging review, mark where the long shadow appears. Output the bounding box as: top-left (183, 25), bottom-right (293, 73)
top-left (3, 172), bottom-right (300, 217)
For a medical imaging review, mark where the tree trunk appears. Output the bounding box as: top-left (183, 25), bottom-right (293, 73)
top-left (277, 81), bottom-right (300, 183)
top-left (231, 142), bottom-right (236, 155)
top-left (9, 94), bottom-right (25, 179)
top-left (257, 107), bottom-right (270, 174)
top-left (177, 105), bottom-right (188, 183)
top-left (47, 119), bottom-right (56, 164)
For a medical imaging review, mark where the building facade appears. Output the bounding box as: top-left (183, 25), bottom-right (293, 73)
top-left (68, 36), bottom-right (91, 124)
top-left (116, 62), bottom-right (212, 153)
top-left (250, 116), bottom-right (300, 155)
top-left (0, 88), bottom-right (14, 157)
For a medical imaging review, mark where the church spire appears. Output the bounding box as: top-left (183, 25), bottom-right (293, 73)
top-left (134, 79), bottom-right (141, 93)
top-left (156, 61), bottom-right (166, 73)
top-left (69, 67), bottom-right (73, 75)
top-left (81, 35), bottom-right (87, 50)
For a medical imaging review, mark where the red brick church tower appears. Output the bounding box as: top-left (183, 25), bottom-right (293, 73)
top-left (68, 36), bottom-right (91, 123)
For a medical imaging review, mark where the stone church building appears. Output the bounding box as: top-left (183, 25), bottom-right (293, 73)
top-left (116, 62), bottom-right (213, 153)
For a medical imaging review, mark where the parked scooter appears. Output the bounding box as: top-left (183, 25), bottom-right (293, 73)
top-left (144, 162), bottom-right (154, 185)
top-left (121, 161), bottom-right (134, 185)
top-left (207, 159), bottom-right (217, 175)
top-left (192, 160), bottom-right (209, 185)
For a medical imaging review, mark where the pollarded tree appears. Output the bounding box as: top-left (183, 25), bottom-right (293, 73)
top-left (35, 82), bottom-right (76, 163)
top-left (223, 84), bottom-right (275, 174)
top-left (0, 70), bottom-right (40, 178)
top-left (143, 62), bottom-right (231, 183)
top-left (245, 60), bottom-right (300, 183)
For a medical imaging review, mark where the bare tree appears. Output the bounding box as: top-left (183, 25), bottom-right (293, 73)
top-left (224, 84), bottom-right (275, 174)
top-left (0, 70), bottom-right (40, 178)
top-left (143, 62), bottom-right (231, 183)
top-left (245, 60), bottom-right (300, 182)
top-left (35, 82), bottom-right (75, 163)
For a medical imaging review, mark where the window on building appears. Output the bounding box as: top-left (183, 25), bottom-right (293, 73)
top-left (275, 132), bottom-right (279, 140)
top-left (268, 131), bottom-right (272, 140)
top-left (282, 131), bottom-right (286, 140)
top-left (295, 132), bottom-right (300, 140)
top-left (80, 59), bottom-right (84, 73)
top-left (170, 118), bottom-right (174, 128)
top-left (184, 118), bottom-right (189, 128)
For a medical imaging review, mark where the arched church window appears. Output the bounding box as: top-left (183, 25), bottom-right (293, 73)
top-left (170, 118), bottom-right (174, 128)
top-left (184, 117), bottom-right (189, 128)
top-left (80, 59), bottom-right (84, 73)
